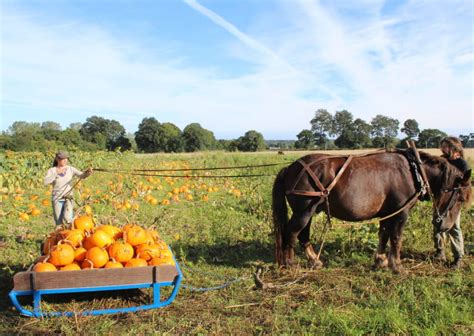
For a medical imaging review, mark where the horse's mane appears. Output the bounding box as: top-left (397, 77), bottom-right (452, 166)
top-left (418, 150), bottom-right (448, 166)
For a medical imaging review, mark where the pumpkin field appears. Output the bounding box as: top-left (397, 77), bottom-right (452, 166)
top-left (1, 149), bottom-right (473, 335)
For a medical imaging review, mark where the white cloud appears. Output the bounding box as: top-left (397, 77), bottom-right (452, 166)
top-left (1, 0), bottom-right (472, 139)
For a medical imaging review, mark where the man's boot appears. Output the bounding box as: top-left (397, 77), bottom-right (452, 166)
top-left (450, 257), bottom-right (462, 269)
top-left (434, 249), bottom-right (446, 263)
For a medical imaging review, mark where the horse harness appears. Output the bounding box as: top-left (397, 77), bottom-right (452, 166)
top-left (285, 149), bottom-right (430, 224)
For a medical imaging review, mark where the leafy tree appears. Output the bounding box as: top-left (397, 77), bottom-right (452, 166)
top-left (401, 119), bottom-right (420, 139)
top-left (237, 130), bottom-right (266, 152)
top-left (41, 129), bottom-right (62, 142)
top-left (68, 122), bottom-right (83, 131)
top-left (157, 122), bottom-right (182, 153)
top-left (80, 116), bottom-right (127, 150)
top-left (181, 123), bottom-right (216, 152)
top-left (352, 118), bottom-right (372, 148)
top-left (370, 115), bottom-right (399, 148)
top-left (334, 130), bottom-right (356, 149)
top-left (109, 135), bottom-right (132, 152)
top-left (60, 128), bottom-right (87, 147)
top-left (41, 121), bottom-right (62, 131)
top-left (295, 129), bottom-right (314, 149)
top-left (417, 129), bottom-right (447, 148)
top-left (310, 109), bottom-right (333, 148)
top-left (0, 134), bottom-right (13, 150)
top-left (459, 133), bottom-right (474, 148)
top-left (135, 117), bottom-right (161, 153)
top-left (333, 110), bottom-right (353, 135)
top-left (332, 110), bottom-right (356, 149)
top-left (8, 121), bottom-right (41, 135)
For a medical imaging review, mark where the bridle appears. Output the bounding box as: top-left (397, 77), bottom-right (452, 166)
top-left (432, 184), bottom-right (468, 226)
top-left (405, 141), bottom-right (467, 228)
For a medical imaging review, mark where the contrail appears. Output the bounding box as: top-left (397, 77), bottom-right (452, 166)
top-left (183, 0), bottom-right (295, 72)
top-left (183, 0), bottom-right (342, 103)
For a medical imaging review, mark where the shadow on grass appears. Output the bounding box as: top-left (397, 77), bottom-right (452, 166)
top-left (172, 239), bottom-right (274, 267)
top-left (0, 262), bottom-right (25, 318)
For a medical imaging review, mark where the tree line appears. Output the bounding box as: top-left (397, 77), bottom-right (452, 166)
top-left (0, 111), bottom-right (472, 153)
top-left (0, 116), bottom-right (266, 153)
top-left (294, 109), bottom-right (473, 150)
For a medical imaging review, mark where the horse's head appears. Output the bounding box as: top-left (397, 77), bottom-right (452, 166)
top-left (431, 161), bottom-right (471, 232)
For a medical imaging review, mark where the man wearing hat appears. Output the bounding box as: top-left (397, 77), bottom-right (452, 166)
top-left (44, 151), bottom-right (93, 226)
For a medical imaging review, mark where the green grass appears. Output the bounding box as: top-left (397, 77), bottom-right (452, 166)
top-left (0, 151), bottom-right (473, 335)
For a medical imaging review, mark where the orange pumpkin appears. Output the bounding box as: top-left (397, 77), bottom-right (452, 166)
top-left (122, 223), bottom-right (136, 232)
top-left (49, 242), bottom-right (75, 267)
top-left (42, 232), bottom-right (60, 255)
top-left (125, 257), bottom-right (148, 268)
top-left (74, 247), bottom-right (87, 262)
top-left (108, 242), bottom-right (134, 263)
top-left (60, 262), bottom-right (81, 271)
top-left (160, 246), bottom-right (173, 258)
top-left (104, 258), bottom-right (124, 269)
top-left (90, 229), bottom-right (113, 248)
top-left (73, 215), bottom-right (94, 232)
top-left (98, 225), bottom-right (122, 240)
top-left (148, 254), bottom-right (175, 266)
top-left (135, 243), bottom-right (160, 261)
top-left (81, 259), bottom-right (94, 269)
top-left (85, 247), bottom-right (109, 268)
top-left (145, 229), bottom-right (160, 244)
top-left (124, 225), bottom-right (147, 246)
top-left (60, 229), bottom-right (84, 247)
top-left (34, 262), bottom-right (57, 272)
top-left (31, 208), bottom-right (41, 216)
top-left (82, 234), bottom-right (95, 250)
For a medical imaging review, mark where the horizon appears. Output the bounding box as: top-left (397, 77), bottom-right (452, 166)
top-left (1, 0), bottom-right (473, 139)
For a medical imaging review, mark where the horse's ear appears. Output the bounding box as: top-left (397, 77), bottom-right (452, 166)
top-left (462, 169), bottom-right (471, 184)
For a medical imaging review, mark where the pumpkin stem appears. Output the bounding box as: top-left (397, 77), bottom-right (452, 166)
top-left (83, 259), bottom-right (94, 269)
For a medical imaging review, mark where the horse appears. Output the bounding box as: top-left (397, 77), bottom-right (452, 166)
top-left (272, 149), bottom-right (471, 273)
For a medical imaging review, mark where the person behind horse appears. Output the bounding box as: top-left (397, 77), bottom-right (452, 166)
top-left (433, 137), bottom-right (469, 268)
top-left (44, 151), bottom-right (93, 226)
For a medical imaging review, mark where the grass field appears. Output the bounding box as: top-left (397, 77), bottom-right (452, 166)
top-left (0, 149), bottom-right (473, 335)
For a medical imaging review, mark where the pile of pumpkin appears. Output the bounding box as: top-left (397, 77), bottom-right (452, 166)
top-left (33, 215), bottom-right (175, 272)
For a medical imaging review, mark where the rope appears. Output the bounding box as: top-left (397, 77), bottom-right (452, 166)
top-left (93, 171), bottom-right (275, 178)
top-left (179, 264), bottom-right (249, 292)
top-left (94, 161), bottom-right (290, 173)
top-left (92, 161), bottom-right (291, 179)
top-left (52, 178), bottom-right (83, 203)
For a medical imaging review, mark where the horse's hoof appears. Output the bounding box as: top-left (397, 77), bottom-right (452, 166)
top-left (309, 259), bottom-right (323, 270)
top-left (284, 259), bottom-right (298, 268)
top-left (373, 256), bottom-right (388, 270)
top-left (389, 263), bottom-right (404, 274)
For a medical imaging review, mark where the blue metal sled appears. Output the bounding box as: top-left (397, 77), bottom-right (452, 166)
top-left (9, 261), bottom-right (182, 317)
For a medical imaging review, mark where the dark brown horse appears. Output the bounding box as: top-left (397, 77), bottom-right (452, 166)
top-left (272, 150), bottom-right (471, 272)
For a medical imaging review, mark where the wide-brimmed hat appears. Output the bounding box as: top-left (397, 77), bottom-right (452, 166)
top-left (55, 150), bottom-right (70, 159)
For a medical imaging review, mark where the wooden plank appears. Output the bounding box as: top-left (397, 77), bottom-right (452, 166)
top-left (13, 265), bottom-right (178, 291)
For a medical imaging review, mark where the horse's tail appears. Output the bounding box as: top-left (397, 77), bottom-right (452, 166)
top-left (272, 167), bottom-right (288, 266)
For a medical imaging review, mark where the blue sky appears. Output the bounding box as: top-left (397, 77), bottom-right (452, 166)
top-left (1, 0), bottom-right (473, 139)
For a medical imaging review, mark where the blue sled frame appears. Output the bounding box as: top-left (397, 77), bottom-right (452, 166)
top-left (9, 262), bottom-right (182, 317)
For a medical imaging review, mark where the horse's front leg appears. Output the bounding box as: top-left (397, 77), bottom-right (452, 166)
top-left (298, 219), bottom-right (323, 269)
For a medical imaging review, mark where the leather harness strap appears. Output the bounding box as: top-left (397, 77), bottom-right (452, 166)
top-left (286, 155), bottom-right (353, 197)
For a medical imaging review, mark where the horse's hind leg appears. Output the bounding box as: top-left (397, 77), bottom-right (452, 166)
top-left (374, 221), bottom-right (390, 269)
top-left (385, 213), bottom-right (408, 273)
top-left (282, 208), bottom-right (314, 267)
top-left (298, 219), bottom-right (323, 269)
